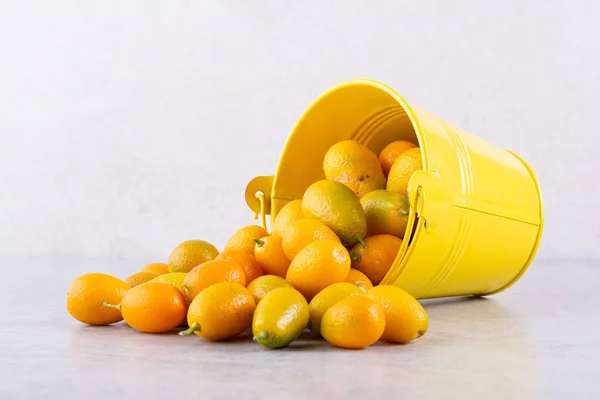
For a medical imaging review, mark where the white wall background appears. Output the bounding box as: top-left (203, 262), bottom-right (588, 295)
top-left (0, 1), bottom-right (597, 261)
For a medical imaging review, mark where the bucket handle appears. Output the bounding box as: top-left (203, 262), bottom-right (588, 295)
top-left (245, 176), bottom-right (274, 230)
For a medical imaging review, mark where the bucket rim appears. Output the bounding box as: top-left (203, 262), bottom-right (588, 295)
top-left (272, 78), bottom-right (430, 199)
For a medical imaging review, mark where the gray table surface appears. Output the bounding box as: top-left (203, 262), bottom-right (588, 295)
top-left (0, 258), bottom-right (598, 399)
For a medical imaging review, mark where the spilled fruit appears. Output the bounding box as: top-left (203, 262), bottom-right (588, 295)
top-left (183, 259), bottom-right (245, 303)
top-left (149, 272), bottom-right (188, 296)
top-left (360, 190), bottom-right (409, 238)
top-left (125, 271), bottom-right (160, 288)
top-left (140, 262), bottom-right (169, 275)
top-left (179, 282), bottom-right (255, 341)
top-left (379, 140), bottom-right (418, 177)
top-left (350, 234), bottom-right (402, 285)
top-left (217, 250), bottom-right (263, 284)
top-left (65, 135), bottom-right (434, 351)
top-left (223, 225), bottom-right (268, 255)
top-left (286, 239), bottom-right (351, 301)
top-left (366, 285), bottom-right (428, 344)
top-left (345, 268), bottom-right (373, 290)
top-left (308, 282), bottom-right (363, 335)
top-left (272, 199), bottom-right (304, 237)
top-left (321, 296), bottom-right (386, 349)
top-left (253, 235), bottom-right (290, 278)
top-left (103, 282), bottom-right (187, 333)
top-left (246, 275), bottom-right (293, 304)
top-left (281, 218), bottom-right (340, 261)
top-left (67, 273), bottom-right (129, 326)
top-left (323, 140), bottom-right (386, 198)
top-left (253, 287), bottom-right (309, 349)
top-left (168, 240), bottom-right (219, 273)
top-left (387, 147), bottom-right (422, 196)
top-left (302, 180), bottom-right (367, 247)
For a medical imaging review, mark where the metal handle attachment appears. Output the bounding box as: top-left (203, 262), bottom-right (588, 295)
top-left (254, 192), bottom-right (267, 229)
top-left (408, 170), bottom-right (445, 233)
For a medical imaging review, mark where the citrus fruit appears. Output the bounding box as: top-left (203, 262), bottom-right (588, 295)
top-left (323, 140), bottom-right (386, 197)
top-left (272, 199), bottom-right (304, 237)
top-left (308, 282), bottom-right (363, 335)
top-left (140, 262), bottom-right (169, 275)
top-left (253, 235), bottom-right (290, 277)
top-left (379, 140), bottom-right (418, 177)
top-left (149, 272), bottom-right (187, 296)
top-left (386, 147), bottom-right (422, 196)
top-left (103, 282), bottom-right (186, 333)
top-left (360, 190), bottom-right (410, 238)
top-left (252, 287), bottom-right (309, 349)
top-left (281, 218), bottom-right (340, 261)
top-left (182, 259), bottom-right (245, 302)
top-left (217, 250), bottom-right (263, 284)
top-left (321, 296), bottom-right (386, 349)
top-left (223, 225), bottom-right (269, 255)
top-left (179, 282), bottom-right (255, 341)
top-left (168, 240), bottom-right (219, 273)
top-left (345, 268), bottom-right (373, 290)
top-left (66, 273), bottom-right (129, 325)
top-left (350, 234), bottom-right (402, 285)
top-left (302, 180), bottom-right (367, 247)
top-left (125, 271), bottom-right (159, 288)
top-left (365, 285), bottom-right (428, 343)
top-left (246, 275), bottom-right (293, 304)
top-left (286, 239), bottom-right (351, 301)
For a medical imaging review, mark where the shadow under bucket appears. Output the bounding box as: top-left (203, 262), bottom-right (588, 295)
top-left (246, 78), bottom-right (544, 299)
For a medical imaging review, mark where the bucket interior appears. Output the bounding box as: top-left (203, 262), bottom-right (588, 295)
top-left (271, 80), bottom-right (422, 216)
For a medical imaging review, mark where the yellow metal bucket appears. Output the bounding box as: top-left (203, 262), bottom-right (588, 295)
top-left (245, 79), bottom-right (544, 299)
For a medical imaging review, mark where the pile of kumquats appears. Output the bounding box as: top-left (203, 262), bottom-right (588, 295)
top-left (67, 139), bottom-right (428, 349)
